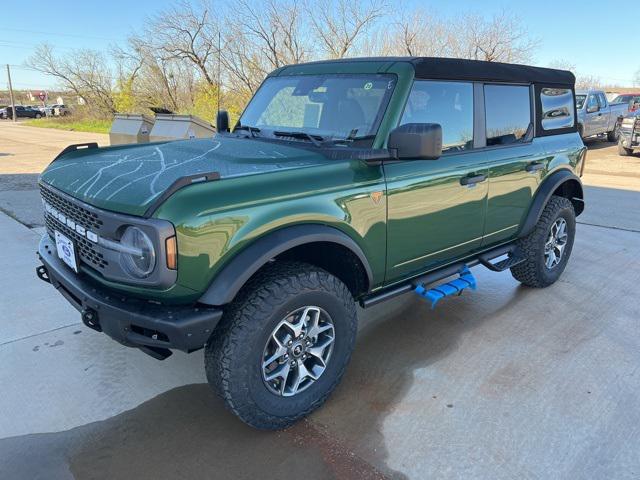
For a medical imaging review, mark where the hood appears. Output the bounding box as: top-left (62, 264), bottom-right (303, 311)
top-left (40, 136), bottom-right (327, 216)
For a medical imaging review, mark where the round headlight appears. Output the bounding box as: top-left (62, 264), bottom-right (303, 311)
top-left (119, 226), bottom-right (156, 278)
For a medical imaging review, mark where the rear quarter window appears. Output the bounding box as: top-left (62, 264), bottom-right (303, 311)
top-left (540, 88), bottom-right (575, 131)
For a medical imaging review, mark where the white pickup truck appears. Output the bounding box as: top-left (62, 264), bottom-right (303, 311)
top-left (576, 89), bottom-right (628, 141)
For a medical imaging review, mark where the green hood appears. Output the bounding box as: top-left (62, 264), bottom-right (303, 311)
top-left (40, 136), bottom-right (327, 216)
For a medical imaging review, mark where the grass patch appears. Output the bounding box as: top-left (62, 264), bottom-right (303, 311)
top-left (23, 117), bottom-right (112, 134)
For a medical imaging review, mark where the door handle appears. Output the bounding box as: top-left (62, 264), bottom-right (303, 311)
top-left (460, 174), bottom-right (487, 186)
top-left (525, 162), bottom-right (544, 173)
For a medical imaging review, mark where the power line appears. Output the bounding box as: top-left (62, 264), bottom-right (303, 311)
top-left (0, 27), bottom-right (121, 42)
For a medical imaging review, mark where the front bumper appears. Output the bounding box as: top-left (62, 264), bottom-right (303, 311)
top-left (620, 118), bottom-right (640, 149)
top-left (37, 235), bottom-right (223, 358)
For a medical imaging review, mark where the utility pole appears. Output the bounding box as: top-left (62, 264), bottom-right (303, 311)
top-left (6, 64), bottom-right (16, 122)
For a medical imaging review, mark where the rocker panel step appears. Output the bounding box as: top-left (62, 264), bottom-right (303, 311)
top-left (414, 266), bottom-right (477, 308)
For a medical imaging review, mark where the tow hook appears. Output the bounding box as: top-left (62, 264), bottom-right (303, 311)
top-left (36, 265), bottom-right (51, 284)
top-left (82, 308), bottom-right (102, 332)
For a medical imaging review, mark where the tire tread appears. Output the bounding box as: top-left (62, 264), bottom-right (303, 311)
top-left (205, 261), bottom-right (357, 429)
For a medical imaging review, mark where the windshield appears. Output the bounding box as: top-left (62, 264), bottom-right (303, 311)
top-left (575, 95), bottom-right (586, 109)
top-left (238, 74), bottom-right (396, 145)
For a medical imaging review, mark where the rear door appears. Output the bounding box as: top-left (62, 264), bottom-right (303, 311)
top-left (481, 84), bottom-right (544, 246)
top-left (384, 80), bottom-right (489, 282)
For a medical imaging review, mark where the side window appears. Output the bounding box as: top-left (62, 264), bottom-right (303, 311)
top-left (587, 94), bottom-right (599, 112)
top-left (400, 80), bottom-right (474, 153)
top-left (597, 93), bottom-right (607, 108)
top-left (540, 87), bottom-right (575, 131)
top-left (484, 85), bottom-right (531, 146)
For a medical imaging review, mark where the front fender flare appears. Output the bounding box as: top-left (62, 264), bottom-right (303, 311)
top-left (198, 224), bottom-right (373, 306)
top-left (518, 169), bottom-right (583, 238)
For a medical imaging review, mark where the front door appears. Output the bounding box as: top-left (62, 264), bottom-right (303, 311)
top-left (584, 93), bottom-right (606, 136)
top-left (385, 80), bottom-right (488, 283)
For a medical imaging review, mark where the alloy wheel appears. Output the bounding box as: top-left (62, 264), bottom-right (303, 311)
top-left (544, 218), bottom-right (568, 269)
top-left (261, 306), bottom-right (335, 397)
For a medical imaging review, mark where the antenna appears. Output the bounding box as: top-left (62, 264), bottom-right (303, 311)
top-left (217, 30), bottom-right (221, 115)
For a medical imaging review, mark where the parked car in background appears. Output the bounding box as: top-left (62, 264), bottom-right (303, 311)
top-left (54, 105), bottom-right (70, 116)
top-left (575, 89), bottom-right (627, 141)
top-left (618, 110), bottom-right (640, 156)
top-left (1, 105), bottom-right (43, 119)
top-left (610, 93), bottom-right (640, 113)
top-left (43, 104), bottom-right (69, 116)
top-left (0, 106), bottom-right (7, 119)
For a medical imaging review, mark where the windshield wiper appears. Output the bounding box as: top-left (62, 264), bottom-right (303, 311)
top-left (234, 125), bottom-right (261, 138)
top-left (273, 130), bottom-right (324, 147)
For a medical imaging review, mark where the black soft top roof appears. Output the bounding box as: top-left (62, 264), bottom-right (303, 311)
top-left (410, 57), bottom-right (574, 86)
top-left (277, 56), bottom-right (575, 87)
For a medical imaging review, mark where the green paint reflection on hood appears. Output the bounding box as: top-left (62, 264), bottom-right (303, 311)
top-left (40, 136), bottom-right (327, 216)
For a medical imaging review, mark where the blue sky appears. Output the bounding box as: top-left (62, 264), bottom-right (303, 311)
top-left (1, 0), bottom-right (637, 91)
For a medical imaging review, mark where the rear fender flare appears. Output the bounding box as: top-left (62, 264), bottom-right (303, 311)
top-left (518, 169), bottom-right (583, 238)
top-left (198, 224), bottom-right (373, 306)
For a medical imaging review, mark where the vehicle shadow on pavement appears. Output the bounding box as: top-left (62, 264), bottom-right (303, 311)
top-left (581, 138), bottom-right (617, 150)
top-left (0, 382), bottom-right (400, 480)
top-left (0, 270), bottom-right (525, 480)
top-left (0, 173), bottom-right (41, 191)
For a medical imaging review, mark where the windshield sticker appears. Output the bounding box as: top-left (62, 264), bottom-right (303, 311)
top-left (364, 82), bottom-right (373, 90)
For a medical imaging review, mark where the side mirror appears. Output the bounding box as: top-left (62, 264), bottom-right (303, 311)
top-left (216, 110), bottom-right (230, 132)
top-left (586, 105), bottom-right (599, 114)
top-left (388, 123), bottom-right (442, 160)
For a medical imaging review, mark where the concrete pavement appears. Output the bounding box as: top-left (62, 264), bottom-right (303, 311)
top-left (0, 121), bottom-right (108, 228)
top-left (1, 123), bottom-right (640, 479)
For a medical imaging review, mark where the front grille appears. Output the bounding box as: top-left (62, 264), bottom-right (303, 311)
top-left (40, 185), bottom-right (103, 231)
top-left (45, 214), bottom-right (109, 270)
top-left (40, 185), bottom-right (109, 271)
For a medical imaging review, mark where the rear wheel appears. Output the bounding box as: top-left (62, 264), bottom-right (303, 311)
top-left (205, 262), bottom-right (358, 430)
top-left (511, 196), bottom-right (576, 288)
top-left (607, 120), bottom-right (621, 142)
top-left (618, 139), bottom-right (633, 156)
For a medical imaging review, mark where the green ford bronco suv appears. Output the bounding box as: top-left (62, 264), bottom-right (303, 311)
top-left (36, 57), bottom-right (586, 429)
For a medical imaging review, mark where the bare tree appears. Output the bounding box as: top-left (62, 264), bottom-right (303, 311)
top-left (575, 75), bottom-right (602, 90)
top-left (451, 11), bottom-right (538, 63)
top-left (377, 10), bottom-right (451, 57)
top-left (146, 0), bottom-right (219, 85)
top-left (548, 59), bottom-right (576, 73)
top-left (307, 0), bottom-right (386, 58)
top-left (233, 0), bottom-right (307, 68)
top-left (27, 44), bottom-right (116, 114)
top-left (634, 68), bottom-right (640, 87)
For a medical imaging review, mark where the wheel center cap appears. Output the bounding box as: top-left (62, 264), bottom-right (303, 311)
top-left (291, 343), bottom-right (304, 358)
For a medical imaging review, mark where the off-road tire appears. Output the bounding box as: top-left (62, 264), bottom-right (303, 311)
top-left (205, 261), bottom-right (358, 430)
top-left (510, 195), bottom-right (576, 288)
top-left (618, 139), bottom-right (633, 156)
top-left (607, 120), bottom-right (621, 142)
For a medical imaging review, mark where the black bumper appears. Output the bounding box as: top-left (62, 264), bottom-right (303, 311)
top-left (37, 235), bottom-right (223, 358)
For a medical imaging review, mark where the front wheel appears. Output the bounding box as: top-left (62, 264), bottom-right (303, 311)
top-left (618, 139), bottom-right (633, 156)
top-left (511, 196), bottom-right (576, 288)
top-left (205, 262), bottom-right (358, 430)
